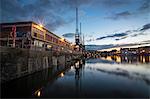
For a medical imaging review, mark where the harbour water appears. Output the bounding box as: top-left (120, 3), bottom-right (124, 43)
top-left (1, 56), bottom-right (150, 98)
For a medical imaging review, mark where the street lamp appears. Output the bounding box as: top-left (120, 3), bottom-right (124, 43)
top-left (60, 37), bottom-right (65, 42)
top-left (39, 24), bottom-right (43, 28)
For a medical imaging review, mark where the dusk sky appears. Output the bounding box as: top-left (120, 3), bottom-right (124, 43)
top-left (1, 0), bottom-right (150, 50)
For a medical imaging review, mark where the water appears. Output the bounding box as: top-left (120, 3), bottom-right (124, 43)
top-left (1, 56), bottom-right (150, 98)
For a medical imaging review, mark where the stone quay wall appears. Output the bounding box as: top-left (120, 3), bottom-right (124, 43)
top-left (0, 46), bottom-right (81, 83)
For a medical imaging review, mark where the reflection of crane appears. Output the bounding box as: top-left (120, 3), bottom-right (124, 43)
top-left (74, 60), bottom-right (84, 97)
top-left (75, 61), bottom-right (80, 97)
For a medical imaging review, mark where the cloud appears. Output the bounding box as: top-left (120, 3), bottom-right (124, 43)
top-left (62, 33), bottom-right (75, 38)
top-left (105, 11), bottom-right (132, 20)
top-left (1, 0), bottom-right (149, 33)
top-left (86, 23), bottom-right (150, 43)
top-left (105, 0), bottom-right (150, 20)
top-left (96, 33), bottom-right (127, 40)
top-left (0, 0), bottom-right (91, 31)
top-left (85, 42), bottom-right (150, 51)
top-left (96, 23), bottom-right (150, 41)
top-left (92, 0), bottom-right (131, 8)
top-left (129, 23), bottom-right (150, 37)
top-left (115, 36), bottom-right (127, 41)
top-left (138, 0), bottom-right (150, 13)
top-left (142, 40), bottom-right (150, 43)
top-left (126, 24), bottom-right (150, 37)
top-left (131, 32), bottom-right (145, 37)
top-left (85, 44), bottom-right (115, 50)
top-left (101, 0), bottom-right (130, 7)
top-left (140, 23), bottom-right (150, 31)
top-left (96, 68), bottom-right (150, 85)
top-left (86, 38), bottom-right (95, 42)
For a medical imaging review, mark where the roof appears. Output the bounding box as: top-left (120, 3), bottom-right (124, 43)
top-left (0, 21), bottom-right (33, 25)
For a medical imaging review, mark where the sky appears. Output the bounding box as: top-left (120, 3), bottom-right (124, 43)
top-left (1, 0), bottom-right (150, 50)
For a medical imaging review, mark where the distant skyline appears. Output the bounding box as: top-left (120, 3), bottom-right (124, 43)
top-left (1, 0), bottom-right (150, 50)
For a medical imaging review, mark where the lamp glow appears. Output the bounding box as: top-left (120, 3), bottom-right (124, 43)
top-left (60, 73), bottom-right (64, 77)
top-left (39, 24), bottom-right (43, 28)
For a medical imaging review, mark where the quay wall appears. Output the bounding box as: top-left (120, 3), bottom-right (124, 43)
top-left (0, 46), bottom-right (82, 83)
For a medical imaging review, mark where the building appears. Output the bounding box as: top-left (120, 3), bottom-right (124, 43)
top-left (0, 21), bottom-right (74, 52)
top-left (120, 46), bottom-right (150, 55)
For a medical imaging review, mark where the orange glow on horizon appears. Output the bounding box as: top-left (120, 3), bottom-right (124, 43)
top-left (98, 44), bottom-right (150, 52)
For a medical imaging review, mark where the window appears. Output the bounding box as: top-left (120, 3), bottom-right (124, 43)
top-left (34, 32), bottom-right (37, 37)
top-left (46, 34), bottom-right (52, 41)
top-left (16, 32), bottom-right (26, 37)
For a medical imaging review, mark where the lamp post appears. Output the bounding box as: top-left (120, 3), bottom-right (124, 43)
top-left (7, 35), bottom-right (9, 47)
top-left (10, 25), bottom-right (16, 47)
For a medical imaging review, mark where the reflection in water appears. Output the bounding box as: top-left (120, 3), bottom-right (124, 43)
top-left (34, 89), bottom-right (41, 97)
top-left (37, 91), bottom-right (41, 97)
top-left (111, 56), bottom-right (121, 63)
top-left (60, 73), bottom-right (64, 77)
top-left (101, 55), bottom-right (150, 64)
top-left (74, 60), bottom-right (84, 97)
top-left (1, 57), bottom-right (149, 98)
top-left (71, 66), bottom-right (74, 69)
top-left (86, 56), bottom-right (150, 86)
top-left (96, 68), bottom-right (150, 85)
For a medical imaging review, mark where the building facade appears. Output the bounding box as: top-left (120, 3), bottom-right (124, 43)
top-left (0, 21), bottom-right (74, 52)
top-left (120, 47), bottom-right (150, 55)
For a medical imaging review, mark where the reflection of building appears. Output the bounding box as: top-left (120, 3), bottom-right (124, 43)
top-left (101, 55), bottom-right (150, 64)
top-left (120, 56), bottom-right (150, 63)
top-left (138, 46), bottom-right (150, 55)
top-left (0, 21), bottom-right (74, 52)
top-left (130, 48), bottom-right (139, 54)
top-left (109, 49), bottom-right (117, 55)
top-left (120, 48), bottom-right (130, 55)
top-left (139, 56), bottom-right (150, 63)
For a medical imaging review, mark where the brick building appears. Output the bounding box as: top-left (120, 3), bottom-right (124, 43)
top-left (0, 21), bottom-right (74, 52)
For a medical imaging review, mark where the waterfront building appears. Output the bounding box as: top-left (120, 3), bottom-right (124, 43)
top-left (120, 47), bottom-right (150, 55)
top-left (0, 21), bottom-right (74, 52)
